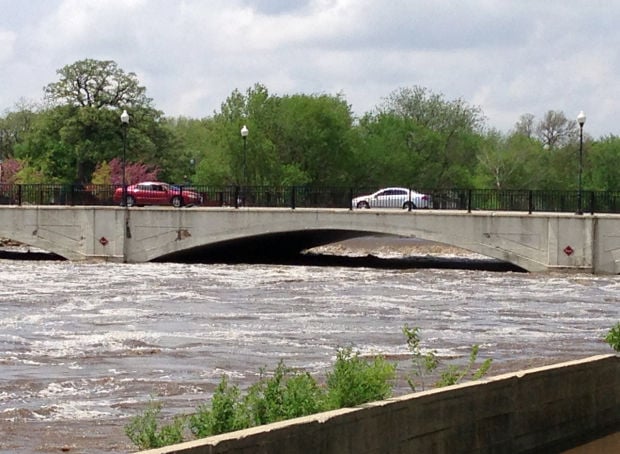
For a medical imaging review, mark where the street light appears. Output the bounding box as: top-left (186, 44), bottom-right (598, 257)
top-left (576, 110), bottom-right (586, 215)
top-left (120, 109), bottom-right (130, 206)
top-left (240, 124), bottom-right (249, 187)
top-left (239, 125), bottom-right (249, 208)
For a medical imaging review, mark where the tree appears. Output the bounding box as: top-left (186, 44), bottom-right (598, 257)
top-left (44, 59), bottom-right (151, 109)
top-left (588, 135), bottom-right (620, 190)
top-left (205, 84), bottom-right (354, 187)
top-left (162, 117), bottom-right (211, 184)
top-left (514, 113), bottom-right (535, 138)
top-left (14, 59), bottom-right (176, 184)
top-left (270, 93), bottom-right (354, 186)
top-left (536, 110), bottom-right (577, 149)
top-left (350, 112), bottom-right (417, 187)
top-left (475, 130), bottom-right (547, 189)
top-left (360, 86), bottom-right (485, 189)
top-left (0, 100), bottom-right (39, 160)
top-left (91, 158), bottom-right (159, 186)
top-left (0, 157), bottom-right (22, 183)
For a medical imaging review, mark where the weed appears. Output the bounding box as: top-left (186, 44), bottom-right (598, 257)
top-left (325, 347), bottom-right (396, 408)
top-left (189, 375), bottom-right (247, 438)
top-left (403, 324), bottom-right (492, 391)
top-left (127, 330), bottom-right (491, 450)
top-left (605, 322), bottom-right (620, 352)
top-left (403, 324), bottom-right (438, 391)
top-left (125, 399), bottom-right (185, 450)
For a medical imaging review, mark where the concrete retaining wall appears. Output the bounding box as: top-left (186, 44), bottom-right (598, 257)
top-left (140, 354), bottom-right (619, 454)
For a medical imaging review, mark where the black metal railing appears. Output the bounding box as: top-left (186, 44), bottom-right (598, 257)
top-left (1, 183), bottom-right (619, 214)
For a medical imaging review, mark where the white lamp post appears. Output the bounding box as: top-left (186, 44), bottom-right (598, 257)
top-left (240, 125), bottom-right (249, 188)
top-left (576, 110), bottom-right (586, 215)
top-left (120, 109), bottom-right (130, 205)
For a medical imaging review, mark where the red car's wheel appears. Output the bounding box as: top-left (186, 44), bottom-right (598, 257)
top-left (171, 196), bottom-right (183, 208)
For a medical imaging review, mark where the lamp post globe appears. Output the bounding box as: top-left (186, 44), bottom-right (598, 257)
top-left (576, 111), bottom-right (586, 215)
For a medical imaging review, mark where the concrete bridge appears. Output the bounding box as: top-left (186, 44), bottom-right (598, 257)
top-left (1, 206), bottom-right (619, 273)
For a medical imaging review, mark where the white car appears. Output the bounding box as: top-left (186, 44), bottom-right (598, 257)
top-left (352, 187), bottom-right (431, 210)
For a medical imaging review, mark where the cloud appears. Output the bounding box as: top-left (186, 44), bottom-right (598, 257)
top-left (0, 0), bottom-right (618, 137)
top-left (0, 29), bottom-right (16, 62)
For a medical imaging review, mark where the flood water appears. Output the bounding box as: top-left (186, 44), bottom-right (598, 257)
top-left (0, 239), bottom-right (618, 453)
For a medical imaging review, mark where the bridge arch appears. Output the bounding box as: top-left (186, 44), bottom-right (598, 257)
top-left (126, 209), bottom-right (546, 271)
top-left (1, 206), bottom-right (617, 273)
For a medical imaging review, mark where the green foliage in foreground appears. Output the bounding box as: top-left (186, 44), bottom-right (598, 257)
top-left (605, 322), bottom-right (620, 352)
top-left (124, 400), bottom-right (185, 450)
top-left (325, 347), bottom-right (396, 409)
top-left (402, 324), bottom-right (493, 391)
top-left (126, 328), bottom-right (492, 450)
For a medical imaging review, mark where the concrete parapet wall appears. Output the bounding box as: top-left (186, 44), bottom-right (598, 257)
top-left (141, 355), bottom-right (620, 454)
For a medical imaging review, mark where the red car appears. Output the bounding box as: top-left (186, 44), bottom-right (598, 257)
top-left (113, 181), bottom-right (203, 207)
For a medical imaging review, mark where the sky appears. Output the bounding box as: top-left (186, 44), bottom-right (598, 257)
top-left (0, 0), bottom-right (618, 137)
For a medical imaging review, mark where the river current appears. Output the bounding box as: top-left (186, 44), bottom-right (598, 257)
top-left (0, 239), bottom-right (619, 453)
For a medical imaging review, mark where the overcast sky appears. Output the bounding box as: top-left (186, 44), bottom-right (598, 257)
top-left (0, 0), bottom-right (618, 137)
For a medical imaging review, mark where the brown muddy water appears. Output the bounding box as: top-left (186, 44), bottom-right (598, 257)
top-left (0, 237), bottom-right (618, 453)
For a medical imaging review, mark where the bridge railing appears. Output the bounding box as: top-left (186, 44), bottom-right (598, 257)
top-left (1, 183), bottom-right (620, 214)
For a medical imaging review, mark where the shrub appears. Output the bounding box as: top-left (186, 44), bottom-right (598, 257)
top-left (605, 322), bottom-right (620, 352)
top-left (244, 361), bottom-right (327, 425)
top-left (403, 324), bottom-right (492, 391)
top-left (189, 375), bottom-right (247, 438)
top-left (403, 324), bottom-right (438, 391)
top-left (435, 344), bottom-right (493, 387)
top-left (325, 347), bottom-right (396, 409)
top-left (127, 331), bottom-right (492, 450)
top-left (125, 400), bottom-right (185, 450)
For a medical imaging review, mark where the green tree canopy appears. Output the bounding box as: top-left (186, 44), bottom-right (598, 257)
top-left (200, 84), bottom-right (354, 187)
top-left (588, 135), bottom-right (620, 190)
top-left (44, 59), bottom-right (152, 109)
top-left (13, 59), bottom-right (175, 183)
top-left (355, 86), bottom-right (484, 189)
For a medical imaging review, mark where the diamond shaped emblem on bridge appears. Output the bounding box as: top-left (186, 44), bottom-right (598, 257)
top-left (563, 245), bottom-right (574, 256)
top-left (99, 237), bottom-right (109, 246)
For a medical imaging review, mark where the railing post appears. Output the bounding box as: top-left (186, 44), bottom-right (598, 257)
top-left (589, 191), bottom-right (595, 215)
top-left (291, 186), bottom-right (296, 210)
top-left (349, 188), bottom-right (353, 210)
top-left (17, 184), bottom-right (22, 206)
top-left (467, 189), bottom-right (472, 213)
top-left (234, 186), bottom-right (240, 209)
top-left (528, 190), bottom-right (533, 214)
